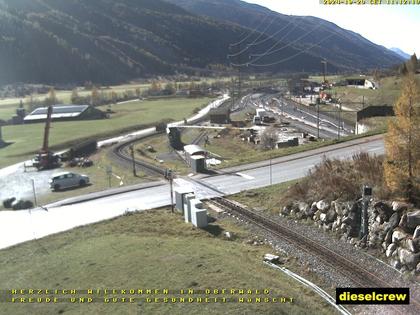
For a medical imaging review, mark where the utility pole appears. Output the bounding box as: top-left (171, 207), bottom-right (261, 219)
top-left (317, 101), bottom-right (320, 139)
top-left (130, 145), bottom-right (137, 177)
top-left (269, 153), bottom-right (273, 185)
top-left (106, 165), bottom-right (112, 188)
top-left (321, 60), bottom-right (327, 84)
top-left (31, 178), bottom-right (37, 207)
top-left (337, 101), bottom-right (342, 140)
top-left (167, 169), bottom-right (174, 213)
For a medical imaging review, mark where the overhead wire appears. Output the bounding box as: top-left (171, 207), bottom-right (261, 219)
top-left (249, 33), bottom-right (336, 67)
top-left (228, 13), bottom-right (279, 57)
top-left (250, 21), bottom-right (324, 60)
top-left (229, 11), bottom-right (271, 48)
top-left (250, 16), bottom-right (302, 47)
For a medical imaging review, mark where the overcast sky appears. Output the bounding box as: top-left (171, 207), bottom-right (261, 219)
top-left (244, 0), bottom-right (420, 56)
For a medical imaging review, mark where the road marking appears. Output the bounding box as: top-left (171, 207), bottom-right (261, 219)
top-left (236, 172), bottom-right (254, 180)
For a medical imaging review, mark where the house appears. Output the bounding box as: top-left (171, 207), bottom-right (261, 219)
top-left (24, 105), bottom-right (106, 123)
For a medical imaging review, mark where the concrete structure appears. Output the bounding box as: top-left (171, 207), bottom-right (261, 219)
top-left (209, 108), bottom-right (230, 124)
top-left (190, 199), bottom-right (208, 228)
top-left (175, 187), bottom-right (194, 213)
top-left (184, 144), bottom-right (207, 173)
top-left (183, 193), bottom-right (195, 223)
top-left (190, 155), bottom-right (206, 173)
top-left (24, 105), bottom-right (105, 123)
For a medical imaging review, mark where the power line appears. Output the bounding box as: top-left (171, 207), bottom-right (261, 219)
top-left (229, 12), bottom-right (271, 47)
top-left (228, 13), bottom-right (279, 58)
top-left (249, 16), bottom-right (300, 47)
top-left (236, 33), bottom-right (335, 68)
top-left (250, 22), bottom-right (324, 60)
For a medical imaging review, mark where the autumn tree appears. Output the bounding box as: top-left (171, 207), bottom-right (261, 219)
top-left (71, 89), bottom-right (79, 104)
top-left (260, 126), bottom-right (279, 150)
top-left (91, 86), bottom-right (100, 106)
top-left (44, 88), bottom-right (58, 106)
top-left (384, 73), bottom-right (420, 203)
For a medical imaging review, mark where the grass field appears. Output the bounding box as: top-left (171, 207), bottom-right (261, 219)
top-left (231, 180), bottom-right (300, 215)
top-left (0, 97), bottom-right (214, 168)
top-left (0, 209), bottom-right (336, 315)
top-left (0, 77), bottom-right (233, 119)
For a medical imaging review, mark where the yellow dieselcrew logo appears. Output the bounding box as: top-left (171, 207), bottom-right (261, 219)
top-left (336, 288), bottom-right (409, 304)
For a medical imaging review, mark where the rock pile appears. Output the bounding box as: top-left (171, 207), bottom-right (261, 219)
top-left (281, 199), bottom-right (420, 273)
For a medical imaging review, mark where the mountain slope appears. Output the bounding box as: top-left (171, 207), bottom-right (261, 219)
top-left (389, 48), bottom-right (411, 60)
top-left (0, 0), bottom-right (242, 84)
top-left (0, 0), bottom-right (404, 85)
top-left (166, 0), bottom-right (404, 72)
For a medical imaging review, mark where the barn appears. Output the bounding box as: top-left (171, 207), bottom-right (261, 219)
top-left (23, 105), bottom-right (106, 123)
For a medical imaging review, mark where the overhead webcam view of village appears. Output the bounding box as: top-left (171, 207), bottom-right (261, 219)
top-left (0, 0), bottom-right (419, 314)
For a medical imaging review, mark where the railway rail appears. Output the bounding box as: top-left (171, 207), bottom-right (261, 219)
top-left (208, 197), bottom-right (420, 314)
top-left (111, 132), bottom-right (167, 177)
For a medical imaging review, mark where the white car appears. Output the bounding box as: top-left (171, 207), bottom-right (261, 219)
top-left (49, 172), bottom-right (90, 191)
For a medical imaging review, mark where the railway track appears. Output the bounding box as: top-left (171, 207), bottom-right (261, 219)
top-left (111, 132), bottom-right (167, 177)
top-left (208, 197), bottom-right (420, 314)
top-left (191, 131), bottom-right (208, 145)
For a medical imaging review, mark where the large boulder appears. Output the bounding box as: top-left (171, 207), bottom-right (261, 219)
top-left (386, 243), bottom-right (397, 257)
top-left (316, 200), bottom-right (330, 212)
top-left (392, 201), bottom-right (408, 212)
top-left (406, 210), bottom-right (420, 229)
top-left (398, 248), bottom-right (420, 270)
top-left (313, 210), bottom-right (321, 222)
top-left (414, 226), bottom-right (420, 239)
top-left (384, 212), bottom-right (400, 232)
top-left (384, 229), bottom-right (393, 245)
top-left (391, 259), bottom-right (401, 269)
top-left (373, 201), bottom-right (393, 220)
top-left (406, 239), bottom-right (417, 253)
top-left (281, 206), bottom-right (291, 216)
top-left (305, 204), bottom-right (317, 217)
top-left (332, 200), bottom-right (346, 216)
top-left (297, 202), bottom-right (310, 213)
top-left (326, 209), bottom-right (337, 222)
top-left (392, 229), bottom-right (408, 243)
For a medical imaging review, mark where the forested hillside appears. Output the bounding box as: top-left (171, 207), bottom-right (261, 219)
top-left (0, 0), bottom-right (403, 85)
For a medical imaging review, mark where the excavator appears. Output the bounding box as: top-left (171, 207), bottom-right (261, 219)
top-left (32, 105), bottom-right (60, 170)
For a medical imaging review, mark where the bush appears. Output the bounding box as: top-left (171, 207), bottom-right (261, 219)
top-left (281, 153), bottom-right (389, 205)
top-left (3, 197), bottom-right (16, 209)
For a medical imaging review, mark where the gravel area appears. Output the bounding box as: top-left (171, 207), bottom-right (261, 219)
top-left (211, 204), bottom-right (420, 315)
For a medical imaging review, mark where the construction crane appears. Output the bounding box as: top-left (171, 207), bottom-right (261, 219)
top-left (33, 105), bottom-right (60, 170)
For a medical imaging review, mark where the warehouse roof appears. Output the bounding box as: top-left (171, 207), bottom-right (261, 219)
top-left (24, 105), bottom-right (89, 121)
top-left (209, 107), bottom-right (230, 115)
top-left (184, 144), bottom-right (206, 155)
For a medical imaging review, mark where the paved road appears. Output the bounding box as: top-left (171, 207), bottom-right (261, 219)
top-left (0, 135), bottom-right (384, 250)
top-left (243, 93), bottom-right (353, 139)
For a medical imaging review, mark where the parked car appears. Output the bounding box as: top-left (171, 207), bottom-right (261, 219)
top-left (49, 172), bottom-right (90, 191)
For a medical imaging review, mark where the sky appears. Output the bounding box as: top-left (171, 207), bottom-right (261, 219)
top-left (244, 0), bottom-right (420, 56)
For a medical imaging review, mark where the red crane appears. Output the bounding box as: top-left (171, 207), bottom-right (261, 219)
top-left (33, 105), bottom-right (60, 170)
